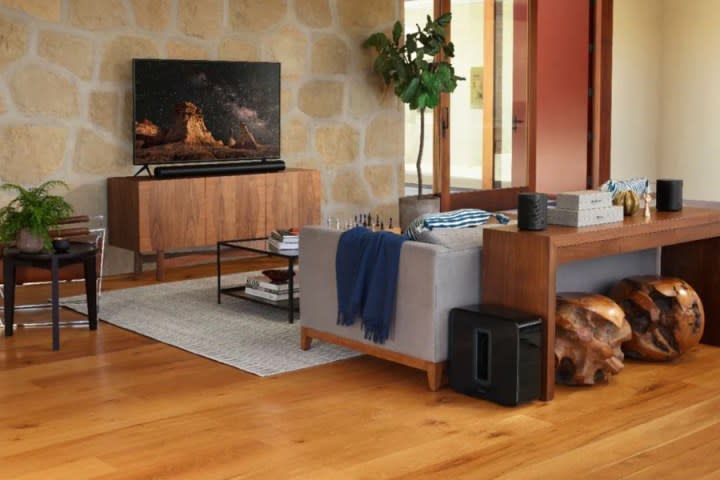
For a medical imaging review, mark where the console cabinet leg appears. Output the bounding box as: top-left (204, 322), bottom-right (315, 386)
top-left (134, 252), bottom-right (143, 276)
top-left (155, 250), bottom-right (165, 281)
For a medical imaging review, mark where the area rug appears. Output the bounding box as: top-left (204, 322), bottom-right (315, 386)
top-left (68, 272), bottom-right (360, 376)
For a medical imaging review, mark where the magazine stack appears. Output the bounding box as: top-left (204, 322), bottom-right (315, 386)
top-left (268, 228), bottom-right (299, 250)
top-left (244, 274), bottom-right (299, 303)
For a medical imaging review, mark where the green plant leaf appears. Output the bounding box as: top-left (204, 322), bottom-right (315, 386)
top-left (392, 21), bottom-right (402, 44)
top-left (400, 77), bottom-right (420, 103)
top-left (436, 12), bottom-right (452, 26)
top-left (363, 32), bottom-right (389, 51)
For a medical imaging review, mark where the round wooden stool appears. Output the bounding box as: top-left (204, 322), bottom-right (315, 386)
top-left (609, 276), bottom-right (704, 361)
top-left (555, 293), bottom-right (631, 385)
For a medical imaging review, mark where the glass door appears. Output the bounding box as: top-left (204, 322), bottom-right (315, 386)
top-left (403, 0), bottom-right (531, 204)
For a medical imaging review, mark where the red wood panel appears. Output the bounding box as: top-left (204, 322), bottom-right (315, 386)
top-left (534, 0), bottom-right (590, 194)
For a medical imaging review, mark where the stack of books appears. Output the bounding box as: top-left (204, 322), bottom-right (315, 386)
top-left (244, 274), bottom-right (300, 302)
top-left (548, 190), bottom-right (623, 227)
top-left (268, 228), bottom-right (299, 250)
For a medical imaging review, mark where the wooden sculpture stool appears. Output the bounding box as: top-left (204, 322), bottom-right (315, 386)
top-left (555, 293), bottom-right (631, 385)
top-left (609, 276), bottom-right (704, 361)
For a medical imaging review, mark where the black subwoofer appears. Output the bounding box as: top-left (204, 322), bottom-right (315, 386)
top-left (448, 305), bottom-right (542, 406)
top-left (656, 179), bottom-right (683, 211)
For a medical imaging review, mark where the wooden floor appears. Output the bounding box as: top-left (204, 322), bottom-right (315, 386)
top-left (3, 258), bottom-right (720, 479)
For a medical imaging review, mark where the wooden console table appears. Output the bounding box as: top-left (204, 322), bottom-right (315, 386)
top-left (482, 207), bottom-right (720, 401)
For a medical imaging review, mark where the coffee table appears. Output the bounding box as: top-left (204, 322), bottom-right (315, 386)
top-left (216, 238), bottom-right (299, 323)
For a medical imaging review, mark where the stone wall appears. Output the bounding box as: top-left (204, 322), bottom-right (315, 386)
top-left (0, 0), bottom-right (403, 274)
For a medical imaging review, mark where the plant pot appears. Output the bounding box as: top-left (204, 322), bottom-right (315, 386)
top-left (16, 228), bottom-right (44, 253)
top-left (399, 194), bottom-right (441, 232)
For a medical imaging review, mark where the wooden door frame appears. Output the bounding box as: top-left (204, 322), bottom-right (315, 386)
top-left (590, 0), bottom-right (613, 187)
top-left (434, 0), bottom-right (612, 211)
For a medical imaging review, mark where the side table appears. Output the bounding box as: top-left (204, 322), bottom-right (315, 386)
top-left (3, 242), bottom-right (98, 350)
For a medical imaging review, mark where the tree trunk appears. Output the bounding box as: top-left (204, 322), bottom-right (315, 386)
top-left (416, 107), bottom-right (426, 199)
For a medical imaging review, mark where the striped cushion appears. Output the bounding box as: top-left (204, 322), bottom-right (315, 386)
top-left (406, 209), bottom-right (510, 240)
top-left (601, 177), bottom-right (649, 198)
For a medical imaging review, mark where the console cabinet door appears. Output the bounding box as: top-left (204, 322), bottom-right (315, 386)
top-left (206, 174), bottom-right (266, 242)
top-left (138, 178), bottom-right (206, 252)
top-left (266, 170), bottom-right (321, 231)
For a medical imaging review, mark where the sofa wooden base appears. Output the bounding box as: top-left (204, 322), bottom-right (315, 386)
top-left (300, 326), bottom-right (446, 391)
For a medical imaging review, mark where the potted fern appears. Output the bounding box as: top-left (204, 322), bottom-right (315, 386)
top-left (364, 12), bottom-right (463, 230)
top-left (0, 180), bottom-right (73, 253)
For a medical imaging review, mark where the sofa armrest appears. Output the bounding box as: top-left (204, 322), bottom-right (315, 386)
top-left (299, 226), bottom-right (483, 362)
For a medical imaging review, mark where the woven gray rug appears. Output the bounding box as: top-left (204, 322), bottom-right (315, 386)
top-left (69, 272), bottom-right (360, 376)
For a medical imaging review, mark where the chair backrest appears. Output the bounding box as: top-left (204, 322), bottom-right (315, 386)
top-left (0, 215), bottom-right (105, 285)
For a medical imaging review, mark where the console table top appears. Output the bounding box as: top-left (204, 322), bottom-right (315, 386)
top-left (484, 207), bottom-right (720, 261)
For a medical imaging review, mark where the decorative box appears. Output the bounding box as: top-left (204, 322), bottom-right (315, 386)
top-left (547, 205), bottom-right (624, 227)
top-left (556, 190), bottom-right (612, 210)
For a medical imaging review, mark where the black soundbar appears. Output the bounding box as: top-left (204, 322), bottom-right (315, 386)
top-left (153, 160), bottom-right (285, 178)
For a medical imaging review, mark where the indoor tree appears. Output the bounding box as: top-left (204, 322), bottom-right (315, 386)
top-left (364, 12), bottom-right (463, 199)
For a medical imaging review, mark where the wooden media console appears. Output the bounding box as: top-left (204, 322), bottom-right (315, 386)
top-left (107, 168), bottom-right (321, 279)
top-left (482, 207), bottom-right (720, 401)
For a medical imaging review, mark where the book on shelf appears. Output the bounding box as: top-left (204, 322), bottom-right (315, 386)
top-left (246, 275), bottom-right (300, 293)
top-left (270, 228), bottom-right (300, 243)
top-left (244, 286), bottom-right (300, 302)
top-left (268, 237), bottom-right (299, 251)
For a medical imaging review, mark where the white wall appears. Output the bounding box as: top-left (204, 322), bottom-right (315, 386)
top-left (659, 0), bottom-right (720, 201)
top-left (611, 0), bottom-right (661, 182)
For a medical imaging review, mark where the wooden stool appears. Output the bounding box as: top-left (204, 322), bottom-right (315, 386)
top-left (555, 293), bottom-right (631, 385)
top-left (609, 276), bottom-right (704, 361)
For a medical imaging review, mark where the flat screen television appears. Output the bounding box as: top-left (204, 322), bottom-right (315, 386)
top-left (132, 59), bottom-right (280, 166)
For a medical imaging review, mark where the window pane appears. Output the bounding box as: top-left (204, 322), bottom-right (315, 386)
top-left (449, 0), bottom-right (485, 191)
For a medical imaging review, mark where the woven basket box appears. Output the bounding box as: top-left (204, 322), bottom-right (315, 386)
top-left (556, 190), bottom-right (612, 210)
top-left (547, 205), bottom-right (624, 227)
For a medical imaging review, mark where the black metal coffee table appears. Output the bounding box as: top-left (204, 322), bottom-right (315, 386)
top-left (216, 238), bottom-right (299, 323)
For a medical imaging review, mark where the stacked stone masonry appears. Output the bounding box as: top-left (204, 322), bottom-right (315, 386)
top-left (0, 0), bottom-right (403, 274)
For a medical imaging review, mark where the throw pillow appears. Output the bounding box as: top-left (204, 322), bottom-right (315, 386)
top-left (414, 220), bottom-right (516, 249)
top-left (405, 208), bottom-right (511, 240)
top-left (600, 177), bottom-right (649, 198)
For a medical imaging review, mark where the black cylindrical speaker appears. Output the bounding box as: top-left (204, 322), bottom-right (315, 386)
top-left (656, 179), bottom-right (683, 211)
top-left (518, 193), bottom-right (548, 230)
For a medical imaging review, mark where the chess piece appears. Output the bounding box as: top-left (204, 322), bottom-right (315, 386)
top-left (643, 184), bottom-right (652, 217)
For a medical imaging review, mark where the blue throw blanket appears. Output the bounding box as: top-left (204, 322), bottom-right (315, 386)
top-left (336, 227), bottom-right (407, 344)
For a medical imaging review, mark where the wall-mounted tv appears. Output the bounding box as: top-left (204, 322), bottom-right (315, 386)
top-left (132, 59), bottom-right (280, 166)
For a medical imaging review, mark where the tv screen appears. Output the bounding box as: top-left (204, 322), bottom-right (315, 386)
top-left (132, 59), bottom-right (280, 166)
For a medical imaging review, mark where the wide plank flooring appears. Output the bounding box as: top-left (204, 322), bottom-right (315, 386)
top-left (2, 257), bottom-right (720, 479)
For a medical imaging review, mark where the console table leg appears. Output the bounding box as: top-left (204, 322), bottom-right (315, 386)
top-left (133, 252), bottom-right (143, 276)
top-left (663, 238), bottom-right (720, 345)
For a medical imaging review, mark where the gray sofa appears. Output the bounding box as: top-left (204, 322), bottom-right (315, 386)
top-left (298, 225), bottom-right (657, 390)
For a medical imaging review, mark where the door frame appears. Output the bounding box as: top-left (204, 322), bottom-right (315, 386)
top-left (434, 0), bottom-right (612, 211)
